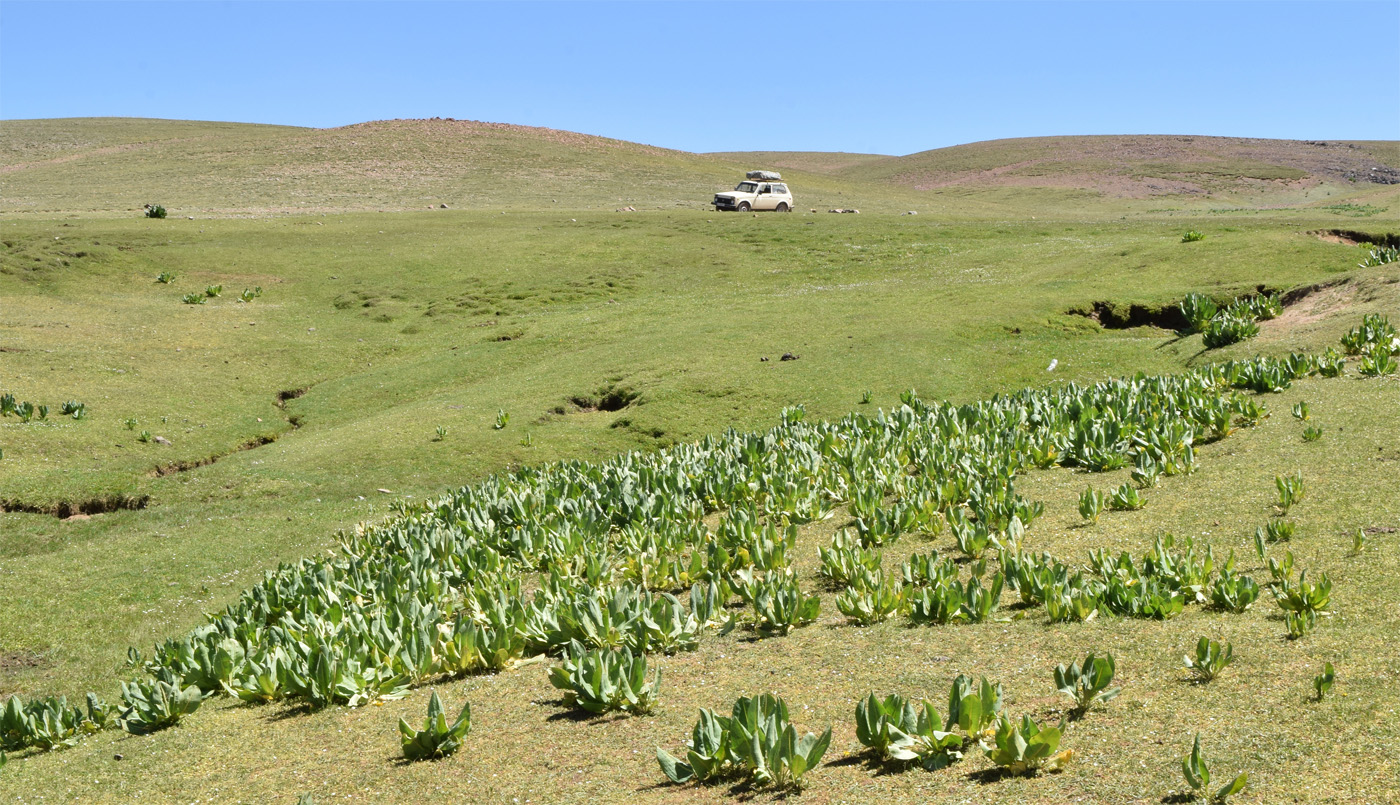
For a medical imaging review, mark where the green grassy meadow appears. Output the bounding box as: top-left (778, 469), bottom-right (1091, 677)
top-left (1, 118), bottom-right (1399, 803)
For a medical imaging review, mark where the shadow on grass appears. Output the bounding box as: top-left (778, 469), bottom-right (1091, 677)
top-left (640, 776), bottom-right (802, 801)
top-left (1161, 794), bottom-right (1194, 804)
top-left (542, 698), bottom-right (637, 724)
top-left (260, 701), bottom-right (317, 723)
top-left (967, 766), bottom-right (1013, 785)
top-left (968, 765), bottom-right (1067, 785)
top-left (1153, 332), bottom-right (1193, 351)
top-left (824, 751), bottom-right (911, 777)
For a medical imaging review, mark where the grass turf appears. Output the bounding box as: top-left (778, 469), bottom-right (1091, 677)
top-left (0, 138), bottom-right (1398, 801)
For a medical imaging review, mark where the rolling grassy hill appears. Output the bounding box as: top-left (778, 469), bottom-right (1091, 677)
top-left (721, 134), bottom-right (1400, 211)
top-left (0, 117), bottom-right (908, 216)
top-left (5, 118), bottom-right (1398, 219)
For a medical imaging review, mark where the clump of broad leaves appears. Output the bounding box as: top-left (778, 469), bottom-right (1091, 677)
top-left (657, 693), bottom-right (831, 789)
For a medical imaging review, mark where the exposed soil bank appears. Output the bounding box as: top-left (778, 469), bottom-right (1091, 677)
top-left (0, 494), bottom-right (150, 518)
top-left (1309, 229), bottom-right (1400, 248)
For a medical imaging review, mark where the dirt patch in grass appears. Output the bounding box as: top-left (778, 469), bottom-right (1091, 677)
top-left (566, 382), bottom-right (641, 413)
top-left (1308, 229), bottom-right (1400, 248)
top-left (0, 494), bottom-right (150, 519)
top-left (1265, 278), bottom-right (1361, 329)
top-left (275, 386), bottom-right (310, 408)
top-left (0, 650), bottom-right (51, 673)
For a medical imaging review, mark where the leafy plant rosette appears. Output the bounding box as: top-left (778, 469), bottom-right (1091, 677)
top-left (399, 690), bottom-right (471, 761)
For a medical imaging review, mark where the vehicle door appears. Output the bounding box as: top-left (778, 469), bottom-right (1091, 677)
top-left (754, 183), bottom-right (777, 211)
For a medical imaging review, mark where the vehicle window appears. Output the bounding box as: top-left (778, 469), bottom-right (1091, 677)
top-left (736, 182), bottom-right (758, 193)
top-left (773, 184), bottom-right (787, 194)
top-left (759, 184), bottom-right (770, 194)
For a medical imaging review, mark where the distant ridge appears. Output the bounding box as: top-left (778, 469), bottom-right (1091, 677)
top-left (720, 135), bottom-right (1400, 199)
top-left (2, 118), bottom-right (1396, 215)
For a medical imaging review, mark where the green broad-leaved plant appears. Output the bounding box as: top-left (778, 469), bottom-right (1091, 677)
top-left (817, 531), bottom-right (882, 587)
top-left (658, 694), bottom-right (830, 789)
top-left (1045, 578), bottom-right (1102, 623)
top-left (223, 647), bottom-right (288, 704)
top-left (1258, 519), bottom-right (1295, 544)
top-left (748, 575), bottom-right (820, 636)
top-left (900, 547), bottom-right (956, 587)
top-left (1184, 637), bottom-right (1233, 682)
top-left (1358, 342), bottom-right (1398, 376)
top-left (1273, 569), bottom-right (1331, 615)
top-left (983, 714), bottom-right (1072, 775)
top-left (1313, 662), bottom-right (1335, 701)
top-left (1053, 652), bottom-right (1120, 715)
top-left (1209, 571), bottom-right (1260, 613)
top-left (854, 693), bottom-right (963, 769)
top-left (836, 571), bottom-right (906, 626)
top-left (1108, 483), bottom-right (1146, 511)
top-left (399, 690), bottom-right (471, 761)
top-left (1274, 471), bottom-right (1305, 514)
top-left (1201, 313), bottom-right (1259, 349)
top-left (118, 678), bottom-right (202, 735)
top-left (1078, 486), bottom-right (1106, 525)
top-left (1179, 292), bottom-right (1217, 332)
top-left (548, 643), bottom-right (660, 715)
top-left (657, 707), bottom-right (734, 784)
top-left (1182, 734), bottom-right (1247, 803)
top-left (946, 674), bottom-right (1003, 738)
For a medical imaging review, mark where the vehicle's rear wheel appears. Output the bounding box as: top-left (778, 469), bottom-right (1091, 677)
top-left (776, 202), bottom-right (789, 213)
top-left (738, 202), bottom-right (751, 212)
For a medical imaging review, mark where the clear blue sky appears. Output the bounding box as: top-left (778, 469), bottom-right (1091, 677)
top-left (2, 1), bottom-right (1397, 154)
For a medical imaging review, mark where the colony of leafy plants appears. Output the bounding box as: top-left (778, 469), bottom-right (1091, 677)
top-left (2, 314), bottom-right (1396, 793)
top-left (1179, 291), bottom-right (1282, 349)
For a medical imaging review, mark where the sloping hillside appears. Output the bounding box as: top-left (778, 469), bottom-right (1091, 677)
top-left (0, 117), bottom-right (901, 216)
top-left (731, 135), bottom-right (1400, 201)
top-left (5, 119), bottom-right (1396, 217)
top-left (706, 150), bottom-right (892, 175)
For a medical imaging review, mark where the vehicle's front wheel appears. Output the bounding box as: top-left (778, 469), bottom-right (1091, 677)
top-left (738, 202), bottom-right (751, 212)
top-left (776, 202), bottom-right (789, 213)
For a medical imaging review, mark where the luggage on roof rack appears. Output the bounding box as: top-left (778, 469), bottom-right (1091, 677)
top-left (746, 170), bottom-right (782, 181)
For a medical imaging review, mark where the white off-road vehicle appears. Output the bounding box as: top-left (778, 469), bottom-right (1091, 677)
top-left (713, 171), bottom-right (794, 212)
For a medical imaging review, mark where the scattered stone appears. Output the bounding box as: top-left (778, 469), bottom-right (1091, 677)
top-left (780, 352), bottom-right (799, 361)
top-left (114, 754), bottom-right (123, 761)
top-left (902, 210), bottom-right (918, 215)
top-left (617, 206), bottom-right (636, 212)
top-left (439, 203), bottom-right (448, 209)
top-left (153, 436), bottom-right (172, 445)
top-left (760, 356), bottom-right (769, 362)
top-left (828, 208), bottom-right (860, 214)
top-left (377, 488), bottom-right (393, 494)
